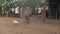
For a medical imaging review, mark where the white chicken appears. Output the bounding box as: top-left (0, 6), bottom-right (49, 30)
top-left (13, 20), bottom-right (19, 24)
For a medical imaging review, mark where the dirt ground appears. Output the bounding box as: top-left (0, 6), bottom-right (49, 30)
top-left (0, 16), bottom-right (60, 34)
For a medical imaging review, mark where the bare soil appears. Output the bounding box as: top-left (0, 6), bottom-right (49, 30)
top-left (0, 16), bottom-right (59, 34)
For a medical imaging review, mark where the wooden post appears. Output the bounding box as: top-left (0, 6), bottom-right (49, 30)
top-left (6, 11), bottom-right (8, 17)
top-left (20, 7), bottom-right (23, 18)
